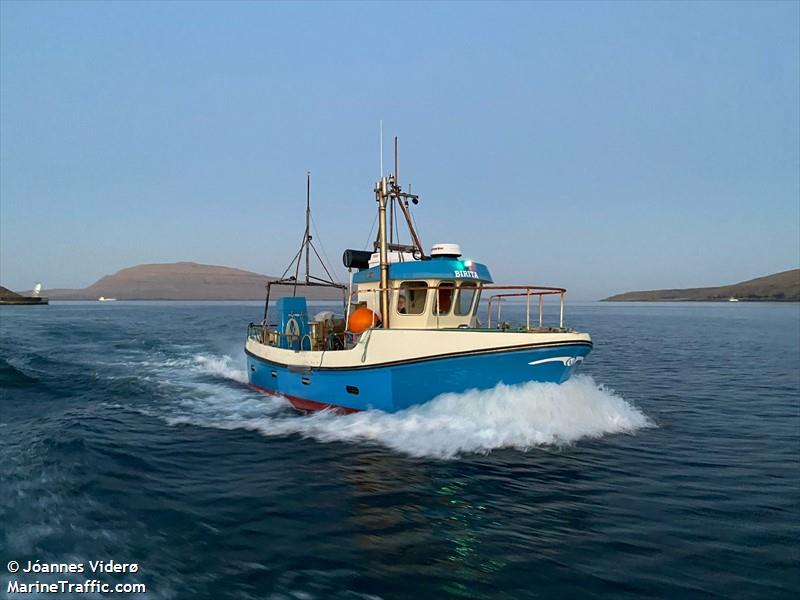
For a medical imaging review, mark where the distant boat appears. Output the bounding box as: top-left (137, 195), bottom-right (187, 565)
top-left (728, 297), bottom-right (739, 302)
top-left (98, 296), bottom-right (117, 302)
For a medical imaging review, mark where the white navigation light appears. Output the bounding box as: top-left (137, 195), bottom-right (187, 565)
top-left (430, 243), bottom-right (462, 258)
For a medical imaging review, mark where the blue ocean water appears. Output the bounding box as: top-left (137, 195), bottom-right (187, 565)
top-left (1, 301), bottom-right (798, 599)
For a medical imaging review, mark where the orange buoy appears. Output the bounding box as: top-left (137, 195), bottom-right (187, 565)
top-left (347, 307), bottom-right (380, 334)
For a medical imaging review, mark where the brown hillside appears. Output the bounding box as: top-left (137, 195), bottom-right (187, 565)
top-left (1, 286), bottom-right (24, 300)
top-left (42, 262), bottom-right (344, 300)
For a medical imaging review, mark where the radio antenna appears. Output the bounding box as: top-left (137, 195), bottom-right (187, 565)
top-left (379, 120), bottom-right (384, 176)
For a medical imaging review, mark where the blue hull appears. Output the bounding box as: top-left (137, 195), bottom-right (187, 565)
top-left (246, 342), bottom-right (592, 413)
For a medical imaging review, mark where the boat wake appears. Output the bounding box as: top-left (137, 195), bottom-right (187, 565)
top-left (192, 353), bottom-right (248, 384)
top-left (167, 354), bottom-right (653, 459)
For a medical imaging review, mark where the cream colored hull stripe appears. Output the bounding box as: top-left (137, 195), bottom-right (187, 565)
top-left (246, 329), bottom-right (592, 370)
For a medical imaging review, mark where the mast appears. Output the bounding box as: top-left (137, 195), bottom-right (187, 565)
top-left (391, 138), bottom-right (425, 258)
top-left (284, 171), bottom-right (345, 298)
top-left (375, 176), bottom-right (390, 329)
top-left (373, 136), bottom-right (431, 326)
top-left (305, 171), bottom-right (311, 285)
top-left (264, 173), bottom-right (346, 322)
top-left (390, 137), bottom-right (398, 244)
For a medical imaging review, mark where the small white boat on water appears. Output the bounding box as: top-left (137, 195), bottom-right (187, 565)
top-left (728, 297), bottom-right (739, 302)
top-left (98, 296), bottom-right (117, 302)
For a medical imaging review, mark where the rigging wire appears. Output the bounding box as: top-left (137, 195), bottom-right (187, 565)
top-left (409, 208), bottom-right (421, 244)
top-left (310, 212), bottom-right (342, 285)
top-left (363, 212), bottom-right (378, 250)
top-left (407, 183), bottom-right (423, 250)
top-left (394, 198), bottom-right (401, 248)
top-left (310, 242), bottom-right (339, 284)
top-left (279, 245), bottom-right (304, 280)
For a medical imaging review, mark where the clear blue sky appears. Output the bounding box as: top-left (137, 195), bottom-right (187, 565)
top-left (1, 1), bottom-right (798, 300)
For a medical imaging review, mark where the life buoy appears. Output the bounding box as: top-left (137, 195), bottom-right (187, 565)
top-left (347, 307), bottom-right (380, 334)
top-left (284, 317), bottom-right (301, 345)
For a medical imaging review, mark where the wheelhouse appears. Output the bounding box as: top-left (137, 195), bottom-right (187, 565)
top-left (349, 253), bottom-right (493, 330)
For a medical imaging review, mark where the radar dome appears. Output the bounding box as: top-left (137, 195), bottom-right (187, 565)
top-left (430, 243), bottom-right (462, 258)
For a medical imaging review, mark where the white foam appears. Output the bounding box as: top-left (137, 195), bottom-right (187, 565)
top-left (192, 354), bottom-right (248, 384)
top-left (163, 375), bottom-right (653, 459)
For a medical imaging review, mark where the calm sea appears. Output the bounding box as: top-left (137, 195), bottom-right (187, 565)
top-left (1, 301), bottom-right (798, 599)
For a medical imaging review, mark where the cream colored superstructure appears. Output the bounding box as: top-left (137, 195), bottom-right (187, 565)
top-left (356, 279), bottom-right (480, 330)
top-left (246, 328), bottom-right (591, 369)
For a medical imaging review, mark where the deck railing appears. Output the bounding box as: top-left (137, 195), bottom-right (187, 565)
top-left (248, 284), bottom-right (570, 350)
top-left (349, 284), bottom-right (568, 331)
top-left (248, 322), bottom-right (346, 351)
top-left (483, 286), bottom-right (566, 330)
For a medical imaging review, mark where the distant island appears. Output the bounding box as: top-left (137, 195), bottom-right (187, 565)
top-left (26, 262), bottom-right (345, 301)
top-left (9, 263), bottom-right (798, 303)
top-left (604, 269), bottom-right (799, 302)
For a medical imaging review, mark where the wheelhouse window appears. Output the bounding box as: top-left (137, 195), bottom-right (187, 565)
top-left (436, 281), bottom-right (456, 315)
top-left (455, 282), bottom-right (480, 315)
top-left (397, 281), bottom-right (428, 315)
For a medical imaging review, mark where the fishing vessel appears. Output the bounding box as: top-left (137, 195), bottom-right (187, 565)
top-left (245, 146), bottom-right (592, 413)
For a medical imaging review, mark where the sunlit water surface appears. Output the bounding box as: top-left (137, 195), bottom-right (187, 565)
top-left (1, 301), bottom-right (798, 598)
